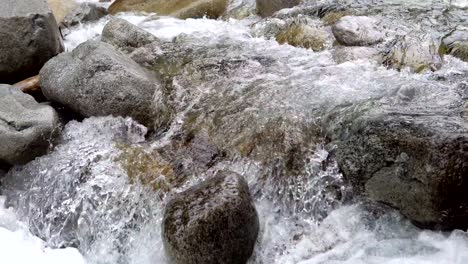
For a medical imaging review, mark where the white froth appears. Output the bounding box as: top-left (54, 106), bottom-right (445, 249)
top-left (0, 197), bottom-right (85, 264)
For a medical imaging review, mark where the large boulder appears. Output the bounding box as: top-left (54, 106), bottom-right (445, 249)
top-left (0, 84), bottom-right (59, 166)
top-left (162, 171), bottom-right (259, 264)
top-left (256, 0), bottom-right (301, 17)
top-left (0, 0), bottom-right (64, 84)
top-left (39, 40), bottom-right (169, 129)
top-left (325, 81), bottom-right (468, 230)
top-left (108, 0), bottom-right (229, 19)
top-left (332, 16), bottom-right (384, 46)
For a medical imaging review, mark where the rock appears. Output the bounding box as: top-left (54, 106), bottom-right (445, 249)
top-left (256, 0), bottom-right (301, 17)
top-left (47, 0), bottom-right (78, 23)
top-left (39, 40), bottom-right (169, 129)
top-left (325, 81), bottom-right (468, 230)
top-left (0, 0), bottom-right (64, 84)
top-left (276, 21), bottom-right (332, 51)
top-left (223, 0), bottom-right (256, 19)
top-left (332, 16), bottom-right (384, 46)
top-left (0, 84), bottom-right (59, 166)
top-left (101, 18), bottom-right (159, 53)
top-left (108, 0), bottom-right (229, 19)
top-left (61, 3), bottom-right (108, 28)
top-left (441, 29), bottom-right (468, 62)
top-left (384, 35), bottom-right (443, 72)
top-left (162, 171), bottom-right (259, 264)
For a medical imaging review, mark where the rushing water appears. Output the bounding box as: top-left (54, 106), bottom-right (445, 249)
top-left (1, 0), bottom-right (468, 263)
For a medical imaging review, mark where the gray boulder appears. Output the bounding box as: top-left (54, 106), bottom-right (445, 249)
top-left (0, 84), bottom-right (59, 166)
top-left (0, 0), bottom-right (63, 84)
top-left (332, 16), bottom-right (384, 46)
top-left (39, 40), bottom-right (169, 129)
top-left (162, 171), bottom-right (259, 264)
top-left (61, 3), bottom-right (108, 28)
top-left (325, 81), bottom-right (468, 230)
top-left (256, 0), bottom-right (301, 17)
top-left (101, 18), bottom-right (159, 54)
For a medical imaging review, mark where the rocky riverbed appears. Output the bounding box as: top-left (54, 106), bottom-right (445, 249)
top-left (0, 0), bottom-right (467, 263)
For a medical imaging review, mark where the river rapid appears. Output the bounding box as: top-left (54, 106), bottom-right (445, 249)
top-left (1, 0), bottom-right (468, 263)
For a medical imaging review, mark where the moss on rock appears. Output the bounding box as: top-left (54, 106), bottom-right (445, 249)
top-left (115, 142), bottom-right (175, 192)
top-left (276, 23), bottom-right (330, 51)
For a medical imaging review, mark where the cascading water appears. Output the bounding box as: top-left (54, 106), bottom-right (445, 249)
top-left (1, 0), bottom-right (468, 263)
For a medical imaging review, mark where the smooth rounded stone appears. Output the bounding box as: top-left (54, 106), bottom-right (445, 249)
top-left (332, 46), bottom-right (381, 64)
top-left (332, 16), bottom-right (384, 46)
top-left (108, 0), bottom-right (229, 19)
top-left (39, 40), bottom-right (169, 129)
top-left (325, 82), bottom-right (468, 230)
top-left (384, 35), bottom-right (443, 72)
top-left (0, 84), bottom-right (59, 166)
top-left (101, 18), bottom-right (159, 53)
top-left (162, 171), bottom-right (259, 264)
top-left (0, 0), bottom-right (64, 84)
top-left (256, 0), bottom-right (301, 17)
top-left (61, 3), bottom-right (108, 28)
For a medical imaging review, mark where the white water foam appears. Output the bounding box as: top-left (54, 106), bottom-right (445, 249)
top-left (0, 197), bottom-right (85, 264)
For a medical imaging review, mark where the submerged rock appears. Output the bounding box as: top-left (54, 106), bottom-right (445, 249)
top-left (162, 171), bottom-right (259, 264)
top-left (39, 40), bottom-right (169, 129)
top-left (332, 16), bottom-right (384, 46)
top-left (332, 46), bottom-right (380, 64)
top-left (0, 84), bottom-right (59, 166)
top-left (0, 0), bottom-right (64, 84)
top-left (256, 0), bottom-right (301, 17)
top-left (108, 0), bottom-right (229, 19)
top-left (61, 3), bottom-right (108, 28)
top-left (383, 35), bottom-right (443, 72)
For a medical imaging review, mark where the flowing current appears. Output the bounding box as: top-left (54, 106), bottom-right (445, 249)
top-left (1, 0), bottom-right (468, 263)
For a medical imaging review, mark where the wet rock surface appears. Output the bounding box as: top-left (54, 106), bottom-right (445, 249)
top-left (162, 171), bottom-right (259, 264)
top-left (101, 18), bottom-right (159, 53)
top-left (61, 3), bottom-right (108, 28)
top-left (0, 84), bottom-right (59, 166)
top-left (39, 40), bottom-right (168, 129)
top-left (256, 0), bottom-right (301, 17)
top-left (324, 81), bottom-right (468, 229)
top-left (2, 1), bottom-right (468, 263)
top-left (383, 35), bottom-right (443, 72)
top-left (0, 0), bottom-right (64, 84)
top-left (109, 0), bottom-right (229, 19)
